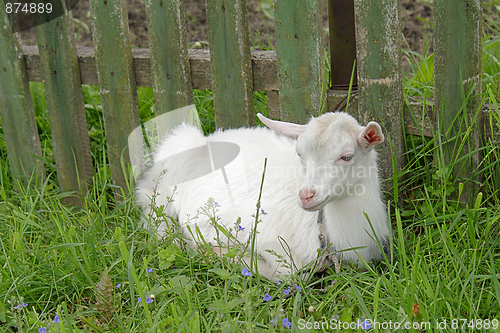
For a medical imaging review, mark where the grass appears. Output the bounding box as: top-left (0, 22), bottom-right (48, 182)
top-left (1, 12), bottom-right (500, 333)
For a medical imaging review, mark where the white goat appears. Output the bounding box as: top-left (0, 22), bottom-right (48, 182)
top-left (135, 112), bottom-right (390, 281)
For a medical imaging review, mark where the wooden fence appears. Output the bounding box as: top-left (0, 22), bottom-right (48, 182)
top-left (0, 0), bottom-right (489, 205)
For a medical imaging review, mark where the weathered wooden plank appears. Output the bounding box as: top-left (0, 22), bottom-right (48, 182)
top-left (434, 0), bottom-right (482, 200)
top-left (144, 0), bottom-right (192, 115)
top-left (267, 91), bottom-right (280, 119)
top-left (23, 46), bottom-right (280, 91)
top-left (353, 0), bottom-right (404, 182)
top-left (326, 89), bottom-right (359, 114)
top-left (189, 49), bottom-right (212, 89)
top-left (0, 7), bottom-right (43, 186)
top-left (90, 0), bottom-right (142, 194)
top-left (34, 4), bottom-right (93, 205)
top-left (206, 0), bottom-right (254, 128)
top-left (252, 50), bottom-right (278, 91)
top-left (274, 0), bottom-right (326, 124)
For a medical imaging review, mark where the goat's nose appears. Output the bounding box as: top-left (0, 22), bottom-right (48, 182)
top-left (299, 188), bottom-right (316, 205)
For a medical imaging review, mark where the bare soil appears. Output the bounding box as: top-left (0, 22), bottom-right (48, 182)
top-left (19, 0), bottom-right (434, 56)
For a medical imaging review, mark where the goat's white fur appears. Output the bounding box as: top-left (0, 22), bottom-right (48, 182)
top-left (135, 112), bottom-right (390, 281)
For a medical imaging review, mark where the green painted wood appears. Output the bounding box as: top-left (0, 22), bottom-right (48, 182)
top-left (274, 0), bottom-right (326, 124)
top-left (434, 0), bottom-right (482, 200)
top-left (353, 0), bottom-right (404, 181)
top-left (145, 0), bottom-right (192, 116)
top-left (90, 0), bottom-right (142, 193)
top-left (206, 0), bottom-right (254, 128)
top-left (434, 0), bottom-right (482, 127)
top-left (0, 6), bottom-right (43, 186)
top-left (34, 5), bottom-right (93, 205)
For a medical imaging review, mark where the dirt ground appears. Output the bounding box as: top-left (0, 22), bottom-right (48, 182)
top-left (19, 0), bottom-right (435, 56)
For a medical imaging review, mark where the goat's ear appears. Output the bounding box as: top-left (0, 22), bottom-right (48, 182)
top-left (358, 121), bottom-right (384, 148)
top-left (257, 113), bottom-right (307, 140)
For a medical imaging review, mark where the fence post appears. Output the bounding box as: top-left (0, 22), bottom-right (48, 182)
top-left (353, 0), bottom-right (404, 184)
top-left (144, 0), bottom-right (193, 116)
top-left (274, 0), bottom-right (326, 124)
top-left (90, 0), bottom-right (143, 194)
top-left (434, 0), bottom-right (482, 201)
top-left (206, 0), bottom-right (255, 128)
top-left (34, 2), bottom-right (93, 205)
top-left (0, 7), bottom-right (43, 187)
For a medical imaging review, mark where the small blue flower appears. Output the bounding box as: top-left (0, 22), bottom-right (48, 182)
top-left (294, 284), bottom-right (302, 291)
top-left (332, 314), bottom-right (340, 320)
top-left (241, 268), bottom-right (252, 277)
top-left (263, 293), bottom-right (272, 302)
top-left (283, 287), bottom-right (292, 295)
top-left (282, 317), bottom-right (292, 329)
top-left (238, 224), bottom-right (245, 231)
top-left (358, 319), bottom-right (371, 330)
top-left (146, 297), bottom-right (153, 304)
top-left (115, 283), bottom-right (121, 288)
top-left (138, 297), bottom-right (142, 302)
top-left (14, 302), bottom-right (27, 310)
top-left (54, 314), bottom-right (61, 323)
top-left (38, 328), bottom-right (47, 333)
top-left (146, 268), bottom-right (153, 273)
top-left (277, 280), bottom-right (281, 285)
top-left (270, 316), bottom-right (278, 326)
top-left (261, 208), bottom-right (267, 215)
top-left (214, 201), bottom-right (221, 207)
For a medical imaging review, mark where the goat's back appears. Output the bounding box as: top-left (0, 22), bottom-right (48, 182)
top-left (135, 123), bottom-right (321, 266)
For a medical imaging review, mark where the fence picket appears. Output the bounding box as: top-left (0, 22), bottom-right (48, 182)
top-left (274, 0), bottom-right (326, 123)
top-left (434, 0), bottom-right (482, 199)
top-left (206, 0), bottom-right (254, 128)
top-left (0, 7), bottom-right (43, 186)
top-left (353, 0), bottom-right (404, 182)
top-left (34, 4), bottom-right (93, 204)
top-left (90, 0), bottom-right (142, 193)
top-left (145, 0), bottom-right (192, 115)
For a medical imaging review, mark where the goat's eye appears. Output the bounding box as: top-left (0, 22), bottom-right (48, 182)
top-left (340, 155), bottom-right (353, 161)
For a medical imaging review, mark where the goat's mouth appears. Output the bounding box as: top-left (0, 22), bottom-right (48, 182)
top-left (300, 196), bottom-right (330, 211)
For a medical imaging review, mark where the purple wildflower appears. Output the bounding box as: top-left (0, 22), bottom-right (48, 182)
top-left (38, 328), bottom-right (47, 333)
top-left (146, 297), bottom-right (153, 304)
top-left (277, 280), bottom-right (281, 285)
top-left (270, 316), bottom-right (278, 326)
top-left (146, 268), bottom-right (153, 273)
top-left (283, 287), bottom-right (292, 295)
top-left (54, 315), bottom-right (61, 323)
top-left (261, 208), bottom-right (267, 215)
top-left (282, 317), bottom-right (292, 329)
top-left (358, 319), bottom-right (371, 330)
top-left (138, 297), bottom-right (142, 302)
top-left (241, 268), bottom-right (252, 277)
top-left (13, 302), bottom-right (27, 310)
top-left (263, 293), bottom-right (272, 302)
top-left (238, 225), bottom-right (245, 231)
top-left (214, 202), bottom-right (221, 207)
top-left (294, 284), bottom-right (302, 291)
top-left (115, 283), bottom-right (121, 288)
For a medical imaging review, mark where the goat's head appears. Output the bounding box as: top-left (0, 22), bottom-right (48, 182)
top-left (257, 112), bottom-right (384, 211)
